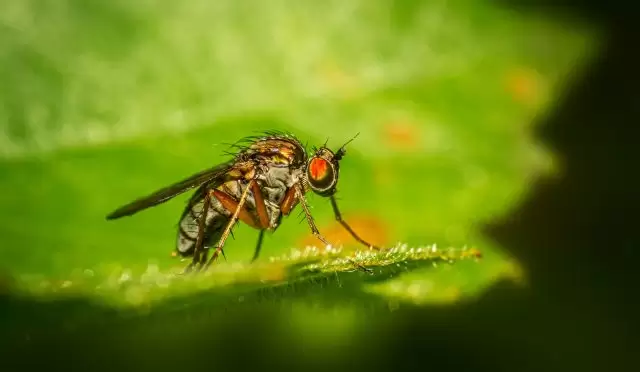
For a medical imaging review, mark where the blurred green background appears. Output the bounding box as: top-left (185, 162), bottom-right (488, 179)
top-left (0, 0), bottom-right (599, 368)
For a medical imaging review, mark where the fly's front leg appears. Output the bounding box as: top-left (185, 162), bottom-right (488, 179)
top-left (326, 195), bottom-right (377, 274)
top-left (329, 195), bottom-right (380, 251)
top-left (294, 183), bottom-right (370, 271)
top-left (288, 183), bottom-right (373, 274)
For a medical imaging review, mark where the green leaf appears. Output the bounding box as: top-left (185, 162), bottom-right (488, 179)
top-left (11, 243), bottom-right (495, 309)
top-left (0, 0), bottom-right (598, 352)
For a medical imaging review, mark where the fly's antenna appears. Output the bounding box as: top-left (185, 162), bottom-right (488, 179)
top-left (335, 132), bottom-right (360, 160)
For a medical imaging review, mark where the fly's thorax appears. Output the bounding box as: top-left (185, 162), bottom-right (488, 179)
top-left (289, 167), bottom-right (306, 187)
top-left (245, 136), bottom-right (307, 169)
top-left (260, 165), bottom-right (304, 188)
top-left (256, 167), bottom-right (289, 221)
top-left (261, 166), bottom-right (304, 230)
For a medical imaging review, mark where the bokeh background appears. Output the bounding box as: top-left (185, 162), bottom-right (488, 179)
top-left (4, 1), bottom-right (635, 371)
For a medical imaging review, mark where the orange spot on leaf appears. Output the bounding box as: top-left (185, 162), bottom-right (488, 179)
top-left (383, 120), bottom-right (420, 150)
top-left (297, 214), bottom-right (389, 250)
top-left (505, 67), bottom-right (542, 105)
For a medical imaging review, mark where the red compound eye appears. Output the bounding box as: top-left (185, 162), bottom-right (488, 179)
top-left (309, 157), bottom-right (329, 181)
top-left (307, 156), bottom-right (337, 195)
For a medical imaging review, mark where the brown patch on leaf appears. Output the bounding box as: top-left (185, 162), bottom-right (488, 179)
top-left (297, 214), bottom-right (389, 250)
top-left (505, 67), bottom-right (542, 106)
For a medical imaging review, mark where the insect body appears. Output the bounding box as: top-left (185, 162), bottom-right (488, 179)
top-left (106, 131), bottom-right (378, 272)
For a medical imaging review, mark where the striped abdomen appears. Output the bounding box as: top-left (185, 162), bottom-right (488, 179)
top-left (175, 183), bottom-right (230, 257)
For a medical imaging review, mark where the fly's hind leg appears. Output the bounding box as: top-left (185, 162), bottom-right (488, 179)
top-left (202, 179), bottom-right (256, 271)
top-left (182, 192), bottom-right (212, 274)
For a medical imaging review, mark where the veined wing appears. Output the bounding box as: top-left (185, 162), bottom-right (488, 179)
top-left (106, 162), bottom-right (238, 220)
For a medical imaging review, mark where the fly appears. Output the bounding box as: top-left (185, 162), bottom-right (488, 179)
top-left (106, 131), bottom-right (379, 273)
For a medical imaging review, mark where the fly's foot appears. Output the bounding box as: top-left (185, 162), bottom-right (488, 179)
top-left (180, 262), bottom-right (198, 275)
top-left (347, 258), bottom-right (374, 274)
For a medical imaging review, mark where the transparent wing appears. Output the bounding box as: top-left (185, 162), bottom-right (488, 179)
top-left (106, 162), bottom-right (237, 220)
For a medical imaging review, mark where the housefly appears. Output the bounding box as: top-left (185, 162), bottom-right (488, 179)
top-left (106, 131), bottom-right (379, 273)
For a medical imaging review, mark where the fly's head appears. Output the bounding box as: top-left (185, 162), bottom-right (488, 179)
top-left (305, 133), bottom-right (359, 197)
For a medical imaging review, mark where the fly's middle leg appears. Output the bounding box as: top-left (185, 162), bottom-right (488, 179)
top-left (251, 229), bottom-right (266, 263)
top-left (294, 183), bottom-right (331, 247)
